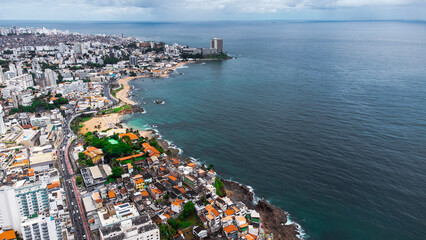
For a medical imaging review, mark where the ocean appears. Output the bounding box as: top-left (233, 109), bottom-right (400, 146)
top-left (2, 20), bottom-right (425, 240)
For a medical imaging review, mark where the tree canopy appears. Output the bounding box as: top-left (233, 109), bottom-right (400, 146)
top-left (214, 178), bottom-right (226, 197)
top-left (83, 132), bottom-right (132, 159)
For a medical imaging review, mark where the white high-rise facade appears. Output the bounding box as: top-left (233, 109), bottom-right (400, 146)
top-left (15, 183), bottom-right (49, 218)
top-left (129, 55), bottom-right (137, 66)
top-left (0, 104), bottom-right (6, 135)
top-left (74, 42), bottom-right (83, 54)
top-left (6, 74), bottom-right (34, 89)
top-left (210, 38), bottom-right (223, 53)
top-left (58, 42), bottom-right (66, 53)
top-left (16, 62), bottom-right (23, 76)
top-left (8, 63), bottom-right (17, 75)
top-left (0, 187), bottom-right (21, 232)
top-left (0, 66), bottom-right (4, 83)
top-left (45, 69), bottom-right (57, 87)
top-left (32, 59), bottom-right (40, 72)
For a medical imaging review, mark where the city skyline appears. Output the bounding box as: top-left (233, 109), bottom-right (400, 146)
top-left (0, 0), bottom-right (425, 21)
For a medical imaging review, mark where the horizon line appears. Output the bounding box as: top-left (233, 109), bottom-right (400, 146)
top-left (0, 19), bottom-right (425, 24)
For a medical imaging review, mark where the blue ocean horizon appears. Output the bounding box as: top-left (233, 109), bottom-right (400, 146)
top-left (3, 20), bottom-right (425, 240)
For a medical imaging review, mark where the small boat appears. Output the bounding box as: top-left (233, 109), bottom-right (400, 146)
top-left (155, 100), bottom-right (165, 104)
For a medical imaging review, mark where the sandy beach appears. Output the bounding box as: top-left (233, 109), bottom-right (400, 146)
top-left (79, 112), bottom-right (154, 139)
top-left (115, 76), bottom-right (140, 105)
top-left (79, 113), bottom-right (122, 135)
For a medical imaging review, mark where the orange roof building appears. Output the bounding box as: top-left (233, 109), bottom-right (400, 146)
top-left (119, 133), bottom-right (139, 141)
top-left (223, 225), bottom-right (238, 235)
top-left (205, 204), bottom-right (220, 219)
top-left (150, 188), bottom-right (162, 199)
top-left (47, 181), bottom-right (60, 189)
top-left (142, 143), bottom-right (160, 157)
top-left (140, 190), bottom-right (150, 197)
top-left (224, 209), bottom-right (235, 216)
top-left (108, 190), bottom-right (116, 199)
top-left (135, 178), bottom-right (146, 190)
top-left (0, 230), bottom-right (16, 240)
top-left (84, 146), bottom-right (104, 164)
top-left (171, 158), bottom-right (179, 165)
top-left (116, 153), bottom-right (144, 162)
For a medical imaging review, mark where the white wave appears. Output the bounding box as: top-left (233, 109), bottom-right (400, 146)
top-left (189, 157), bottom-right (201, 163)
top-left (164, 139), bottom-right (184, 155)
top-left (286, 215), bottom-right (308, 239)
top-left (246, 185), bottom-right (262, 205)
top-left (176, 65), bottom-right (189, 69)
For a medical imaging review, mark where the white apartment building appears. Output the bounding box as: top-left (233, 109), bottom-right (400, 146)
top-left (99, 214), bottom-right (159, 240)
top-left (45, 69), bottom-right (57, 87)
top-left (55, 80), bottom-right (88, 96)
top-left (6, 74), bottom-right (34, 89)
top-left (0, 66), bottom-right (4, 83)
top-left (0, 105), bottom-right (6, 135)
top-left (0, 187), bottom-right (21, 232)
top-left (21, 215), bottom-right (63, 240)
top-left (15, 183), bottom-right (50, 218)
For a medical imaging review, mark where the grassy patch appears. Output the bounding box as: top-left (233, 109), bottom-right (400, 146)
top-left (111, 84), bottom-right (123, 97)
top-left (99, 104), bottom-right (132, 114)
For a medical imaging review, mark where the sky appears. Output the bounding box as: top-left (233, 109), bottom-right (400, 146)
top-left (0, 0), bottom-right (425, 21)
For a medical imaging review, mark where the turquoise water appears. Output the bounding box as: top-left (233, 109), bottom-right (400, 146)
top-left (3, 21), bottom-right (426, 240)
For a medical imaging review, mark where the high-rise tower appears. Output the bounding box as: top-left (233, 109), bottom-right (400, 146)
top-left (211, 38), bottom-right (223, 53)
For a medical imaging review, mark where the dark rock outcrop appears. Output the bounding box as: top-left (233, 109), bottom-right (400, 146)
top-left (223, 179), bottom-right (255, 209)
top-left (256, 200), bottom-right (300, 240)
top-left (223, 180), bottom-right (301, 240)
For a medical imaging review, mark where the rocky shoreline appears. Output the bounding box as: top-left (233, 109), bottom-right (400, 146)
top-left (223, 180), bottom-right (301, 240)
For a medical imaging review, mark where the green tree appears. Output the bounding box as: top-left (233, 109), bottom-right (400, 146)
top-left (159, 223), bottom-right (176, 240)
top-left (75, 175), bottom-right (83, 186)
top-left (214, 178), bottom-right (226, 197)
top-left (182, 201), bottom-right (195, 218)
top-left (86, 159), bottom-right (94, 166)
top-left (112, 166), bottom-right (123, 178)
top-left (78, 152), bottom-right (86, 160)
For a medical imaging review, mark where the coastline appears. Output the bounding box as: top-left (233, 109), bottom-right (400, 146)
top-left (159, 61), bottom-right (194, 78)
top-left (115, 76), bottom-right (141, 105)
top-left (115, 61), bottom-right (194, 105)
top-left (116, 63), bottom-right (304, 239)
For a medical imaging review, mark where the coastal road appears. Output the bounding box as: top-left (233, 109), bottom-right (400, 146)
top-left (104, 77), bottom-right (119, 106)
top-left (59, 114), bottom-right (91, 240)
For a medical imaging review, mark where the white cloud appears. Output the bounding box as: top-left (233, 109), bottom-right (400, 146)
top-left (0, 0), bottom-right (424, 20)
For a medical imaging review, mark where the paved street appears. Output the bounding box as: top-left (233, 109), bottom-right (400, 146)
top-left (59, 113), bottom-right (90, 240)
